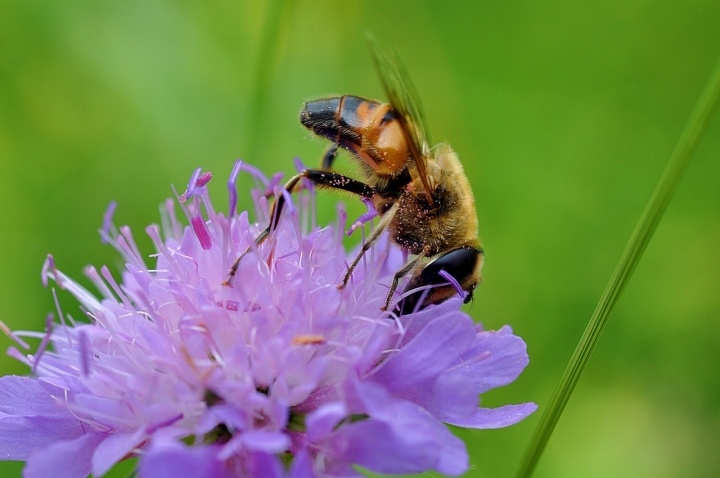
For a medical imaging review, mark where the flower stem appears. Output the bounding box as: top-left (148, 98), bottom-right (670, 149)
top-left (515, 55), bottom-right (720, 478)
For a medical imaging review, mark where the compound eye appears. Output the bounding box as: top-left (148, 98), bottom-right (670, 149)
top-left (397, 246), bottom-right (483, 315)
top-left (420, 246), bottom-right (481, 286)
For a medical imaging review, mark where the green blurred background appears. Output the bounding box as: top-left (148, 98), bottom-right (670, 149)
top-left (1, 1), bottom-right (719, 477)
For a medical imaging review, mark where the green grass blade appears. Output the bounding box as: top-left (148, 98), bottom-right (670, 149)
top-left (515, 56), bottom-right (720, 478)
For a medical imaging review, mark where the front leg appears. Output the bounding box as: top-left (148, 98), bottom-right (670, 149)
top-left (339, 201), bottom-right (399, 290)
top-left (381, 245), bottom-right (431, 311)
top-left (224, 170), bottom-right (377, 286)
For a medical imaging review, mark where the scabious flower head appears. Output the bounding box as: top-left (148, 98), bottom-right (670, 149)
top-left (0, 161), bottom-right (536, 478)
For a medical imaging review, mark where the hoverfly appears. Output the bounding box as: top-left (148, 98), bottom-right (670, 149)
top-left (227, 36), bottom-right (483, 315)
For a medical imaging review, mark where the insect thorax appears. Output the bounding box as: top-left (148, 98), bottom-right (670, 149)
top-left (389, 145), bottom-right (478, 255)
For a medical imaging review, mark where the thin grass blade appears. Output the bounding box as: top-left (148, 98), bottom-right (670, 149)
top-left (515, 56), bottom-right (720, 478)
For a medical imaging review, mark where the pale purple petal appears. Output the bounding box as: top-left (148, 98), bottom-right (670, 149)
top-left (306, 402), bottom-right (347, 442)
top-left (244, 450), bottom-right (285, 478)
top-left (0, 376), bottom-right (71, 418)
top-left (0, 415), bottom-right (86, 460)
top-left (443, 403), bottom-right (539, 429)
top-left (399, 368), bottom-right (478, 420)
top-left (288, 448), bottom-right (314, 478)
top-left (396, 298), bottom-right (463, 345)
top-left (335, 386), bottom-right (468, 476)
top-left (24, 433), bottom-right (106, 478)
top-left (138, 441), bottom-right (231, 478)
top-left (210, 404), bottom-right (249, 431)
top-left (239, 430), bottom-right (290, 454)
top-left (454, 326), bottom-right (530, 394)
top-left (338, 419), bottom-right (437, 474)
top-left (91, 430), bottom-right (145, 477)
top-left (370, 312), bottom-right (476, 393)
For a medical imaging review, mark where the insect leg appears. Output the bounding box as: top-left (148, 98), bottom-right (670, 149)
top-left (224, 170), bottom-right (376, 286)
top-left (321, 144), bottom-right (339, 170)
top-left (381, 245), bottom-right (431, 311)
top-left (339, 201), bottom-right (399, 290)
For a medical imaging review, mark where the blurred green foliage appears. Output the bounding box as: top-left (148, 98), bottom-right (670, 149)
top-left (1, 1), bottom-right (718, 477)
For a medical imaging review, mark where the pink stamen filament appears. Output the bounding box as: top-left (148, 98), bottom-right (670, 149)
top-left (346, 198), bottom-right (378, 236)
top-left (438, 269), bottom-right (467, 299)
top-left (228, 160), bottom-right (243, 217)
top-left (101, 201), bottom-right (118, 244)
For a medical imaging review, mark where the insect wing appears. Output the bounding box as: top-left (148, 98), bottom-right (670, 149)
top-left (367, 35), bottom-right (436, 205)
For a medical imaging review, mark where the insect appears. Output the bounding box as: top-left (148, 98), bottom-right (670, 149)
top-left (227, 36), bottom-right (483, 314)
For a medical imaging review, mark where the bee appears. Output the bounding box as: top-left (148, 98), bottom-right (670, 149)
top-left (227, 36), bottom-right (483, 314)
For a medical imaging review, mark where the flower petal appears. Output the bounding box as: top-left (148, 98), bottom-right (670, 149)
top-left (0, 415), bottom-right (85, 460)
top-left (370, 312), bottom-right (475, 393)
top-left (338, 380), bottom-right (468, 476)
top-left (0, 376), bottom-right (70, 418)
top-left (306, 402), bottom-right (347, 442)
top-left (443, 403), bottom-right (539, 429)
top-left (24, 433), bottom-right (106, 478)
top-left (240, 430), bottom-right (290, 454)
top-left (92, 430), bottom-right (145, 477)
top-left (288, 447), bottom-right (314, 478)
top-left (138, 441), bottom-right (231, 478)
top-left (456, 326), bottom-right (530, 393)
top-left (243, 450), bottom-right (286, 478)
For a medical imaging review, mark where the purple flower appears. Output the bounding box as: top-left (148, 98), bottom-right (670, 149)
top-left (0, 162), bottom-right (536, 477)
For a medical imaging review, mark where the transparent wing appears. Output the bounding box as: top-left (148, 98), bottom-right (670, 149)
top-left (367, 34), bottom-right (436, 205)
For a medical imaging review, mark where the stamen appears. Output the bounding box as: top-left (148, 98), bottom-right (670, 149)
top-left (0, 319), bottom-right (30, 350)
top-left (165, 198), bottom-right (182, 241)
top-left (32, 313), bottom-right (54, 374)
top-left (100, 265), bottom-right (137, 314)
top-left (438, 269), bottom-right (468, 299)
top-left (84, 266), bottom-right (116, 302)
top-left (265, 172), bottom-right (285, 197)
top-left (51, 269), bottom-right (103, 312)
top-left (228, 160), bottom-right (243, 217)
top-left (101, 201), bottom-right (117, 244)
top-left (191, 216), bottom-right (213, 250)
top-left (336, 203), bottom-right (347, 255)
top-left (78, 330), bottom-right (91, 375)
top-left (293, 156), bottom-right (314, 194)
top-left (196, 171), bottom-right (212, 188)
top-left (238, 162), bottom-right (270, 186)
top-left (119, 226), bottom-right (146, 268)
top-left (412, 287), bottom-right (431, 314)
top-left (257, 193), bottom-right (270, 226)
top-left (278, 186), bottom-right (296, 217)
top-left (52, 288), bottom-right (67, 329)
top-left (293, 156), bottom-right (307, 173)
top-left (6, 347), bottom-right (30, 366)
top-left (291, 334), bottom-right (326, 345)
top-left (180, 167), bottom-right (203, 203)
top-left (146, 225), bottom-right (184, 282)
top-left (41, 254), bottom-right (62, 289)
top-left (346, 198), bottom-right (378, 236)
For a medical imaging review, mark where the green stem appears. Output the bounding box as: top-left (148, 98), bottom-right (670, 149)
top-left (515, 57), bottom-right (720, 478)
